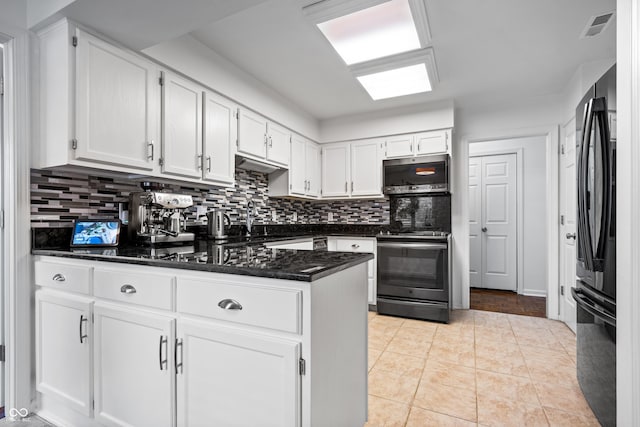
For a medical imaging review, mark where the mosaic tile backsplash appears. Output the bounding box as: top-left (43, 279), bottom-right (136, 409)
top-left (31, 169), bottom-right (390, 228)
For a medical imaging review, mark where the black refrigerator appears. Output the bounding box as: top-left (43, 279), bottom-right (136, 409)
top-left (572, 64), bottom-right (616, 427)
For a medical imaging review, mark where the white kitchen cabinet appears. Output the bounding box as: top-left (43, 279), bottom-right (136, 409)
top-left (384, 135), bottom-right (414, 158)
top-left (238, 108), bottom-right (290, 167)
top-left (176, 319), bottom-right (301, 427)
top-left (265, 238), bottom-right (314, 250)
top-left (415, 129), bottom-right (450, 155)
top-left (383, 129), bottom-right (452, 158)
top-left (351, 139), bottom-right (382, 197)
top-left (93, 303), bottom-right (174, 427)
top-left (328, 237), bottom-right (377, 306)
top-left (321, 143), bottom-right (350, 197)
top-left (321, 141), bottom-right (383, 198)
top-left (37, 19), bottom-right (160, 173)
top-left (160, 71), bottom-right (203, 179)
top-left (203, 91), bottom-right (237, 185)
top-left (36, 290), bottom-right (93, 416)
top-left (269, 134), bottom-right (320, 199)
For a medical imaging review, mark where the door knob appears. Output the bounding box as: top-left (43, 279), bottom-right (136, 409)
top-left (566, 233), bottom-right (576, 240)
top-left (481, 227), bottom-right (487, 232)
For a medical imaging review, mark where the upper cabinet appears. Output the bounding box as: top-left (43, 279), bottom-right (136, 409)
top-left (160, 71), bottom-right (203, 179)
top-left (383, 129), bottom-right (451, 159)
top-left (238, 108), bottom-right (290, 168)
top-left (203, 92), bottom-right (237, 185)
top-left (36, 19), bottom-right (236, 187)
top-left (269, 134), bottom-right (320, 199)
top-left (320, 140), bottom-right (383, 199)
top-left (38, 20), bottom-right (160, 173)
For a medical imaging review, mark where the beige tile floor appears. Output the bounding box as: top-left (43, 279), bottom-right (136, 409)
top-left (366, 309), bottom-right (601, 427)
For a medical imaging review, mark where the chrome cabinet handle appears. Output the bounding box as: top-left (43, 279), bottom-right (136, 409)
top-left (175, 338), bottom-right (183, 374)
top-left (345, 182), bottom-right (347, 192)
top-left (207, 156), bottom-right (212, 172)
top-left (417, 142), bottom-right (421, 152)
top-left (566, 233), bottom-right (576, 240)
top-left (481, 227), bottom-right (488, 232)
top-left (79, 315), bottom-right (88, 344)
top-left (159, 335), bottom-right (168, 371)
top-left (218, 299), bottom-right (243, 310)
top-left (148, 141), bottom-right (155, 160)
top-left (120, 284), bottom-right (137, 294)
top-left (351, 182), bottom-right (354, 192)
top-left (52, 273), bottom-right (66, 282)
top-left (197, 154), bottom-right (203, 170)
top-left (351, 244), bottom-right (360, 249)
top-left (264, 134), bottom-right (268, 145)
top-left (269, 136), bottom-right (273, 147)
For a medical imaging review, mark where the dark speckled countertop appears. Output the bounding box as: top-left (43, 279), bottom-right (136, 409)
top-left (32, 227), bottom-right (376, 282)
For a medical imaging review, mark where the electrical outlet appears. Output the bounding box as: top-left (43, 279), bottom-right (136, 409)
top-left (328, 212), bottom-right (334, 222)
top-left (292, 212), bottom-right (298, 222)
top-left (271, 209), bottom-right (277, 222)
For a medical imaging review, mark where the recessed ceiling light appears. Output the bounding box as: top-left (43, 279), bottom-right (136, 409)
top-left (356, 63), bottom-right (431, 100)
top-left (316, 0), bottom-right (420, 65)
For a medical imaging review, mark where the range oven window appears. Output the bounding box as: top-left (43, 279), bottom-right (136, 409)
top-left (377, 241), bottom-right (448, 296)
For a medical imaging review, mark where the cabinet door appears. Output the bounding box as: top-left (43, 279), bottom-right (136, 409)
top-left (36, 290), bottom-right (93, 416)
top-left (93, 303), bottom-right (174, 427)
top-left (321, 144), bottom-right (350, 197)
top-left (237, 108), bottom-right (267, 159)
top-left (75, 29), bottom-right (158, 171)
top-left (351, 140), bottom-right (382, 196)
top-left (384, 135), bottom-right (414, 158)
top-left (267, 122), bottom-right (291, 167)
top-left (289, 135), bottom-right (307, 196)
top-left (306, 141), bottom-right (321, 197)
top-left (415, 130), bottom-right (449, 155)
top-left (203, 92), bottom-right (236, 185)
top-left (176, 319), bottom-right (301, 427)
top-left (161, 71), bottom-right (203, 179)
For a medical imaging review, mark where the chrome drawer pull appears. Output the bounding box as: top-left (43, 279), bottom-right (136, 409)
top-left (79, 315), bottom-right (88, 344)
top-left (218, 299), bottom-right (243, 310)
top-left (159, 335), bottom-right (168, 371)
top-left (351, 244), bottom-right (360, 249)
top-left (52, 273), bottom-right (66, 282)
top-left (120, 284), bottom-right (137, 294)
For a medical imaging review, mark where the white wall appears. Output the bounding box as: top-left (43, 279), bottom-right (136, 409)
top-left (469, 136), bottom-right (548, 297)
top-left (319, 100), bottom-right (454, 143)
top-left (561, 58), bottom-right (616, 125)
top-left (143, 35), bottom-right (320, 141)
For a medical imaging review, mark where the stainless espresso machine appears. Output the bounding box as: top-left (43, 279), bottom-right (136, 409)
top-left (128, 190), bottom-right (195, 244)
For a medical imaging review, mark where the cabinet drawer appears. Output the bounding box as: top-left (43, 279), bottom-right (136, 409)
top-left (93, 268), bottom-right (174, 310)
top-left (335, 238), bottom-right (375, 253)
top-left (35, 261), bottom-right (92, 294)
top-left (177, 277), bottom-right (302, 334)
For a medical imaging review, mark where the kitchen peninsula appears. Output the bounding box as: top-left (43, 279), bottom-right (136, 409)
top-left (32, 237), bottom-right (371, 427)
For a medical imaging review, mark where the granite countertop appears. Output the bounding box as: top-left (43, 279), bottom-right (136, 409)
top-left (32, 240), bottom-right (373, 282)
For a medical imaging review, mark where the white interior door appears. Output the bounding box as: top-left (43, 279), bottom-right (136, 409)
top-left (560, 119), bottom-right (577, 332)
top-left (0, 45), bottom-right (4, 409)
top-left (469, 154), bottom-right (517, 291)
top-left (468, 157), bottom-right (482, 287)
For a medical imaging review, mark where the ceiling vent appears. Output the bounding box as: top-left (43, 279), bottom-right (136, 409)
top-left (580, 12), bottom-right (615, 38)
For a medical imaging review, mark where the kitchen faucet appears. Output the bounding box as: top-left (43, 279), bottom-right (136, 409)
top-left (246, 200), bottom-right (254, 235)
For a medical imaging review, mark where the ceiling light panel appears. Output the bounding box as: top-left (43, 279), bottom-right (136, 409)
top-left (356, 63), bottom-right (431, 100)
top-left (317, 0), bottom-right (420, 65)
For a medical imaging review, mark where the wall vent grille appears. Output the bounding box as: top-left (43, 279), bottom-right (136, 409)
top-left (580, 12), bottom-right (615, 39)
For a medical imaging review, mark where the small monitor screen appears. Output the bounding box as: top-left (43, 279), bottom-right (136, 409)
top-left (70, 220), bottom-right (121, 247)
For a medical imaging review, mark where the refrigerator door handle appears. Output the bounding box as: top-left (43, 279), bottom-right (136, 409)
top-left (571, 287), bottom-right (616, 326)
top-left (577, 98), bottom-right (595, 269)
top-left (593, 99), bottom-right (612, 268)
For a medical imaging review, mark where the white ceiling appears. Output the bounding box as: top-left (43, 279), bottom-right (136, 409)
top-left (50, 0), bottom-right (616, 121)
top-left (190, 0), bottom-right (616, 119)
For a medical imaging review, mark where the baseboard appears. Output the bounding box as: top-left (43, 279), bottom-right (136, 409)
top-left (522, 289), bottom-right (547, 297)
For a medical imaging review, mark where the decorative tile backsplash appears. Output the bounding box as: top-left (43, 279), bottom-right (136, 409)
top-left (30, 168), bottom-right (390, 228)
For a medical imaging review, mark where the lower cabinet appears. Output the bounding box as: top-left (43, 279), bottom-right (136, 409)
top-left (36, 290), bottom-right (93, 417)
top-left (328, 237), bottom-right (377, 306)
top-left (176, 319), bottom-right (300, 427)
top-left (93, 303), bottom-right (175, 427)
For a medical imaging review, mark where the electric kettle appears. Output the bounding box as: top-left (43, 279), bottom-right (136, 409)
top-left (207, 210), bottom-right (231, 240)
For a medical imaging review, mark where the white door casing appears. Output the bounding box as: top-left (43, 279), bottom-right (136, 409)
top-left (469, 154), bottom-right (517, 291)
top-left (468, 157), bottom-right (482, 288)
top-left (560, 118), bottom-right (577, 332)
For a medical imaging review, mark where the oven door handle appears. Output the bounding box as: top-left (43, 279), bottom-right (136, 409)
top-left (377, 242), bottom-right (447, 250)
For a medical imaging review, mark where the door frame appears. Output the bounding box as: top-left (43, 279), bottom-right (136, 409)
top-left (455, 125), bottom-right (559, 319)
top-left (469, 150), bottom-right (524, 295)
top-left (0, 27), bottom-right (32, 418)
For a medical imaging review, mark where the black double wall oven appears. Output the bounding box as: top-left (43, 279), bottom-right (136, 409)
top-left (572, 64), bottom-right (616, 427)
top-left (377, 155), bottom-right (452, 323)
